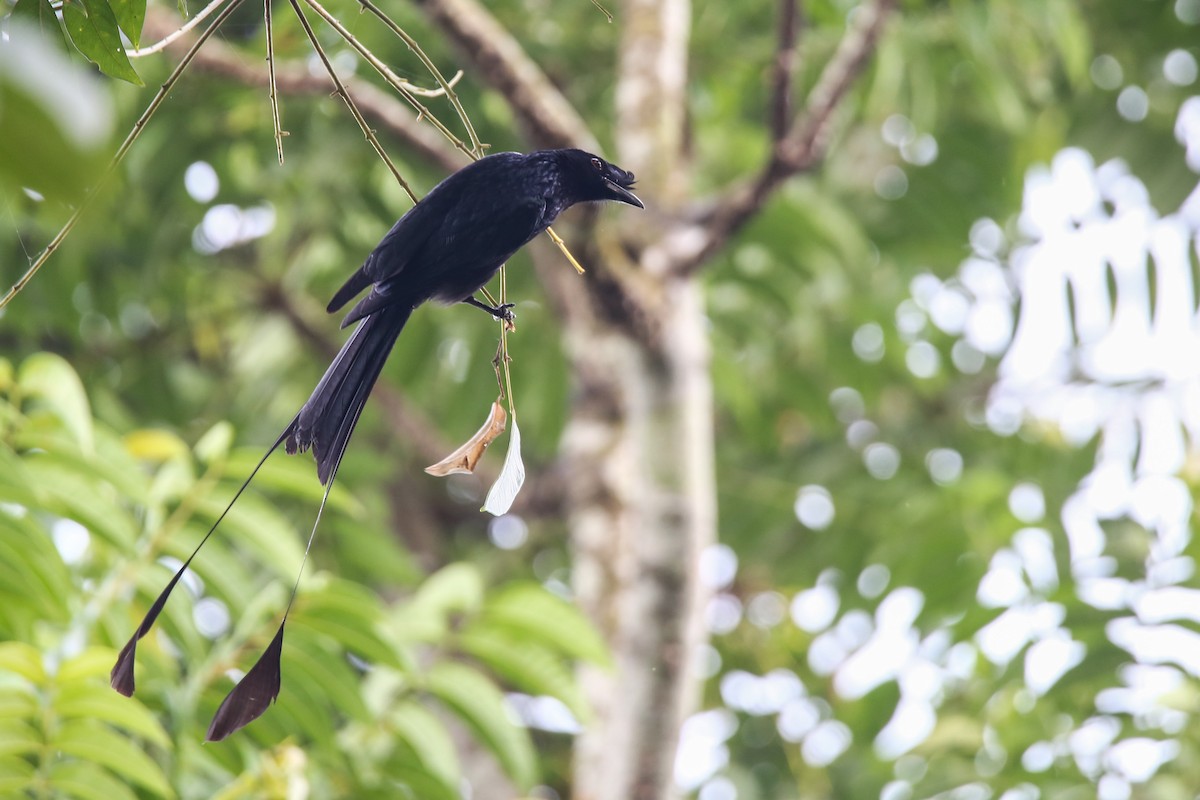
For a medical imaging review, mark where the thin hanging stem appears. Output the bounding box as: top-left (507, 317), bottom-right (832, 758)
top-left (0, 0), bottom-right (246, 310)
top-left (355, 0), bottom-right (484, 157)
top-left (287, 0), bottom-right (419, 204)
top-left (299, 0), bottom-right (477, 160)
top-left (266, 0), bottom-right (287, 164)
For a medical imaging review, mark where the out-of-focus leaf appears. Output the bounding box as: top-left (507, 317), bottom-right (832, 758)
top-left (425, 399), bottom-right (506, 476)
top-left (426, 662), bottom-right (537, 789)
top-left (293, 579), bottom-right (403, 668)
top-left (482, 417), bottom-right (524, 516)
top-left (10, 0), bottom-right (68, 47)
top-left (0, 642), bottom-right (45, 685)
top-left (0, 513), bottom-right (71, 625)
top-left (47, 760), bottom-right (138, 800)
top-left (57, 647), bottom-right (122, 683)
top-left (61, 0), bottom-right (143, 85)
top-left (479, 582), bottom-right (611, 666)
top-left (18, 353), bottom-right (94, 453)
top-left (0, 756), bottom-right (36, 796)
top-left (55, 718), bottom-right (173, 796)
top-left (0, 687), bottom-right (36, 720)
top-left (459, 630), bottom-right (590, 722)
top-left (389, 701), bottom-right (461, 790)
top-left (53, 681), bottom-right (171, 748)
top-left (0, 22), bottom-right (112, 198)
top-left (194, 421), bottom-right (235, 464)
top-left (124, 429), bottom-right (190, 463)
top-left (406, 562), bottom-right (484, 620)
top-left (0, 720), bottom-right (41, 758)
top-left (278, 627), bottom-right (370, 727)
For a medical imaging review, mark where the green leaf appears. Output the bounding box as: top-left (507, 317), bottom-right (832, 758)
top-left (293, 580), bottom-right (404, 669)
top-left (47, 760), bottom-right (138, 800)
top-left (0, 687), bottom-right (37, 720)
top-left (0, 756), bottom-right (36, 796)
top-left (10, 0), bottom-right (68, 48)
top-left (56, 647), bottom-right (122, 683)
top-left (389, 701), bottom-right (461, 790)
top-left (193, 421), bottom-right (235, 465)
top-left (459, 630), bottom-right (590, 722)
top-left (0, 719), bottom-right (41, 758)
top-left (53, 682), bottom-right (171, 748)
top-left (61, 0), bottom-right (143, 85)
top-left (408, 563), bottom-right (484, 620)
top-left (426, 662), bottom-right (536, 789)
top-left (481, 582), bottom-right (611, 666)
top-left (55, 718), bottom-right (173, 797)
top-left (0, 642), bottom-right (46, 685)
top-left (108, 0), bottom-right (145, 48)
top-left (18, 353), bottom-right (94, 454)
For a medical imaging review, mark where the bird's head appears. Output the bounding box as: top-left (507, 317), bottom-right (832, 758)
top-left (557, 149), bottom-right (644, 209)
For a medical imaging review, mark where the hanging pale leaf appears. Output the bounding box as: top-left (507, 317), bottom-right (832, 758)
top-left (424, 400), bottom-right (506, 477)
top-left (482, 417), bottom-right (524, 516)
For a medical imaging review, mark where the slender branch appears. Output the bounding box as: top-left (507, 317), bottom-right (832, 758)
top-left (412, 0), bottom-right (599, 151)
top-left (142, 8), bottom-right (466, 174)
top-left (287, 0), bottom-right (419, 203)
top-left (265, 0), bottom-right (286, 164)
top-left (769, 0), bottom-right (802, 142)
top-left (672, 0), bottom-right (897, 276)
top-left (299, 0), bottom-right (478, 160)
top-left (0, 0), bottom-right (247, 311)
top-left (781, 0), bottom-right (895, 167)
top-left (355, 0), bottom-right (484, 156)
top-left (127, 0), bottom-right (226, 56)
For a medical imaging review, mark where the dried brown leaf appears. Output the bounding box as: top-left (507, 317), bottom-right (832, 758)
top-left (424, 400), bottom-right (507, 476)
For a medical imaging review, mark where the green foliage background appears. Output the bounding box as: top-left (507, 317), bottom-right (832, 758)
top-left (2, 0), bottom-right (1200, 798)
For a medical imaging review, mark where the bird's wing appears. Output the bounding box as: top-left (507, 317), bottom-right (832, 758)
top-left (326, 197), bottom-right (443, 314)
top-left (337, 193), bottom-right (548, 327)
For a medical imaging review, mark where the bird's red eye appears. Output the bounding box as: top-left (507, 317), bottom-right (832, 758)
top-left (591, 157), bottom-right (603, 171)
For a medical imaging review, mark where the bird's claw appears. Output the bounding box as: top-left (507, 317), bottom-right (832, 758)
top-left (492, 303), bottom-right (516, 323)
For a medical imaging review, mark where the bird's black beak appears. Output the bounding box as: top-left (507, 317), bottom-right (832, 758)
top-left (604, 178), bottom-right (644, 209)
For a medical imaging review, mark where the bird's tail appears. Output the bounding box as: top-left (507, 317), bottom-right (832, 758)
top-left (284, 304), bottom-right (413, 484)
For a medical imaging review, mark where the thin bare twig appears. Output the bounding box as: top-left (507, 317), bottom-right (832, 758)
top-left (0, 0), bottom-right (247, 310)
top-left (673, 0), bottom-right (897, 276)
top-left (355, 0), bottom-right (484, 157)
top-left (287, 0), bottom-right (419, 203)
top-left (299, 0), bottom-right (478, 160)
top-left (781, 0), bottom-right (895, 167)
top-left (127, 0), bottom-right (226, 56)
top-left (141, 8), bottom-right (466, 173)
top-left (413, 0), bottom-right (599, 151)
top-left (265, 0), bottom-right (286, 164)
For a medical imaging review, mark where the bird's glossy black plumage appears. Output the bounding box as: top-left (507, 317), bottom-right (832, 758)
top-left (285, 148), bottom-right (641, 483)
top-left (112, 149), bottom-right (642, 738)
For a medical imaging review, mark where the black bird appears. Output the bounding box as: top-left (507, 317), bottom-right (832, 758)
top-left (110, 148), bottom-right (642, 740)
top-left (289, 148), bottom-right (642, 483)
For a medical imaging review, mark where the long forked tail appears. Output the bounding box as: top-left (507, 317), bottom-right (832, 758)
top-left (112, 304), bottom-right (413, 733)
top-left (284, 304), bottom-right (413, 484)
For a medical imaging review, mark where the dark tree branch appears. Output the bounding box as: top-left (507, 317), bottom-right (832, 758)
top-left (143, 8), bottom-right (467, 174)
top-left (671, 0), bottom-right (897, 276)
top-left (410, 0), bottom-right (600, 152)
top-left (769, 0), bottom-right (803, 142)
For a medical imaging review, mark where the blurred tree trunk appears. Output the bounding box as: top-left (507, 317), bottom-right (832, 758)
top-left (562, 1), bottom-right (712, 799)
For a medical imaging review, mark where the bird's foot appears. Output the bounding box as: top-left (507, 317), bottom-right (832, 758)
top-left (490, 303), bottom-right (516, 323)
